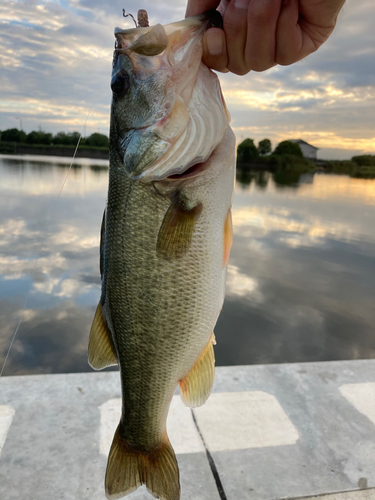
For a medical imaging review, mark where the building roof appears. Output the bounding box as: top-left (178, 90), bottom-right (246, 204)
top-left (288, 139), bottom-right (319, 150)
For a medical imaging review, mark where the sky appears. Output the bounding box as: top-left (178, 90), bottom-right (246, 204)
top-left (0, 0), bottom-right (374, 160)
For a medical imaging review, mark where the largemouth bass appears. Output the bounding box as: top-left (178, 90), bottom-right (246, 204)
top-left (88, 11), bottom-right (235, 500)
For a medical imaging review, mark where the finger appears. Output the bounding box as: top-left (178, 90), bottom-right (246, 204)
top-left (218, 0), bottom-right (229, 16)
top-left (202, 28), bottom-right (229, 72)
top-left (221, 0), bottom-right (251, 75)
top-left (276, 0), bottom-right (316, 65)
top-left (186, 0), bottom-right (220, 18)
top-left (299, 0), bottom-right (346, 33)
top-left (244, 0), bottom-right (282, 72)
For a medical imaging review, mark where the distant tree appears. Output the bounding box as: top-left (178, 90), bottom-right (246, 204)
top-left (67, 131), bottom-right (80, 145)
top-left (53, 132), bottom-right (70, 145)
top-left (26, 130), bottom-right (53, 145)
top-left (53, 132), bottom-right (67, 145)
top-left (258, 138), bottom-right (272, 156)
top-left (274, 140), bottom-right (303, 157)
top-left (53, 131), bottom-right (80, 146)
top-left (1, 128), bottom-right (27, 143)
top-left (237, 138), bottom-right (259, 163)
top-left (351, 155), bottom-right (375, 166)
top-left (85, 132), bottom-right (109, 148)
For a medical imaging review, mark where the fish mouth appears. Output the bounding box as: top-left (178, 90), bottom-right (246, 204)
top-left (167, 161), bottom-right (206, 180)
top-left (165, 144), bottom-right (219, 182)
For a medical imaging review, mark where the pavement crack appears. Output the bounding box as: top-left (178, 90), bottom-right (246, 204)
top-left (191, 409), bottom-right (227, 500)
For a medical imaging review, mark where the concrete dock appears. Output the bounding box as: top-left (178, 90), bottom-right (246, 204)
top-left (1, 360), bottom-right (375, 500)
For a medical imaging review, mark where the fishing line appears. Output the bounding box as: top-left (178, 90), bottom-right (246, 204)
top-left (58, 105), bottom-right (94, 197)
top-left (0, 105), bottom-right (95, 378)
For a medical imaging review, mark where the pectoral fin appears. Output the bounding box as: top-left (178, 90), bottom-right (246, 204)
top-left (179, 333), bottom-right (216, 408)
top-left (88, 302), bottom-right (118, 370)
top-left (157, 193), bottom-right (202, 260)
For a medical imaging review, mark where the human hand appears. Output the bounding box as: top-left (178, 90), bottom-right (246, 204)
top-left (186, 0), bottom-right (346, 74)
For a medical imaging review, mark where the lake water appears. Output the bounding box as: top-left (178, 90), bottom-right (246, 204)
top-left (1, 155), bottom-right (375, 375)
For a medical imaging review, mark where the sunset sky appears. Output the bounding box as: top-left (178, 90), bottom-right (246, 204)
top-left (0, 0), bottom-right (374, 159)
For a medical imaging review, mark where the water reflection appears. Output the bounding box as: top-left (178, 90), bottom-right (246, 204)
top-left (1, 155), bottom-right (375, 375)
top-left (0, 156), bottom-right (108, 375)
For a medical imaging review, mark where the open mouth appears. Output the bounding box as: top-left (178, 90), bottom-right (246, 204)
top-left (167, 161), bottom-right (205, 180)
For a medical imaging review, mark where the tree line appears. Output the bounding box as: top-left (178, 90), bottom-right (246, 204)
top-left (237, 138), bottom-right (303, 162)
top-left (237, 137), bottom-right (375, 166)
top-left (0, 128), bottom-right (109, 148)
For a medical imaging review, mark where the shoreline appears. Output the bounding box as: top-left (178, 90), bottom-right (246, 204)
top-left (0, 153), bottom-right (109, 166)
top-left (0, 143), bottom-right (109, 160)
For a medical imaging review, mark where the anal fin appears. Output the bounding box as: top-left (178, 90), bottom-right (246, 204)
top-left (179, 333), bottom-right (216, 408)
top-left (88, 302), bottom-right (118, 370)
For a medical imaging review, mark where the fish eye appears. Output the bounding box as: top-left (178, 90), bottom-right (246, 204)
top-left (111, 71), bottom-right (130, 96)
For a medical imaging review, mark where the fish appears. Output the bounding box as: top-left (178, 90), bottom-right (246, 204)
top-left (88, 10), bottom-right (236, 500)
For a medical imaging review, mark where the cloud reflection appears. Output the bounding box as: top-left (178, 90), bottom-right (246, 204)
top-left (1, 159), bottom-right (375, 373)
top-left (0, 158), bottom-right (106, 374)
top-left (226, 265), bottom-right (262, 301)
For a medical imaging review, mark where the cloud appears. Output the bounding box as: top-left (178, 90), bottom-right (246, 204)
top-left (0, 0), bottom-right (374, 158)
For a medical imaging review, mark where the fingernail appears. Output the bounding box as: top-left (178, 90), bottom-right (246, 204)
top-left (234, 0), bottom-right (249, 9)
top-left (206, 31), bottom-right (224, 56)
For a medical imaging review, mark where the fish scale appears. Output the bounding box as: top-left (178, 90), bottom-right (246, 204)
top-left (88, 11), bottom-right (235, 500)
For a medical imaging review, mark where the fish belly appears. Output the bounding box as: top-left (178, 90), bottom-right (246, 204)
top-left (101, 126), bottom-right (235, 500)
top-left (103, 127), bottom-right (235, 447)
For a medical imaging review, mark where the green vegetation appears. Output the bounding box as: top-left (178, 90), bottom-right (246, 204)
top-left (236, 139), bottom-right (375, 180)
top-left (1, 128), bottom-right (27, 143)
top-left (325, 156), bottom-right (375, 178)
top-left (26, 130), bottom-right (53, 145)
top-left (0, 128), bottom-right (109, 151)
top-left (236, 138), bottom-right (316, 187)
top-left (258, 138), bottom-right (272, 156)
top-left (85, 132), bottom-right (109, 148)
top-left (237, 137), bottom-right (273, 160)
top-left (274, 140), bottom-right (303, 157)
top-left (237, 138), bottom-right (259, 162)
top-left (237, 138), bottom-right (315, 177)
top-left (1, 128), bottom-right (374, 181)
top-left (352, 154), bottom-right (375, 166)
top-left (53, 131), bottom-right (81, 146)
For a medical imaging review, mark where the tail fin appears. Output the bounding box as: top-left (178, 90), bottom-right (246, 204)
top-left (105, 424), bottom-right (180, 500)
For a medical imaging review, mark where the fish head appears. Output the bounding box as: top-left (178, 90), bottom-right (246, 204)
top-left (110, 11), bottom-right (230, 180)
top-left (111, 23), bottom-right (173, 132)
